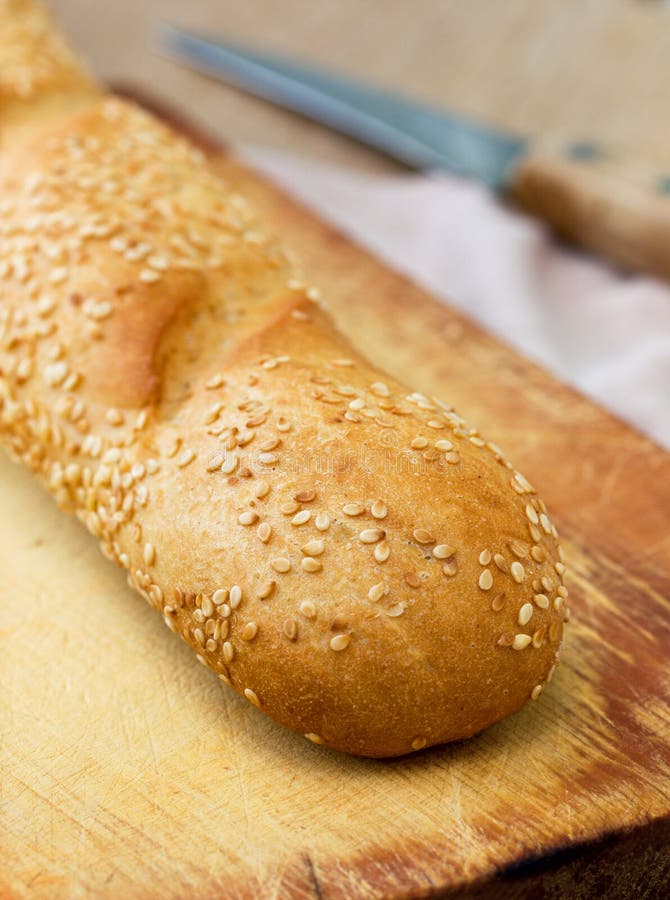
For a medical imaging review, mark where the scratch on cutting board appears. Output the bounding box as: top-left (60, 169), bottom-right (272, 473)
top-left (594, 451), bottom-right (636, 508)
top-left (220, 691), bottom-right (256, 860)
top-left (304, 852), bottom-right (324, 900)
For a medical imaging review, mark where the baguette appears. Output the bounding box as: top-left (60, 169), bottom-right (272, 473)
top-left (0, 1), bottom-right (568, 757)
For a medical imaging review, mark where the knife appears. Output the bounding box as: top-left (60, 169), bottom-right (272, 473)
top-left (158, 25), bottom-right (670, 281)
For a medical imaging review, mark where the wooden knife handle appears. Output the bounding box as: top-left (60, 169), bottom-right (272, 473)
top-left (510, 145), bottom-right (670, 279)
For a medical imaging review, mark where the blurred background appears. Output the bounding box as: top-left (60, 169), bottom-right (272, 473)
top-left (49, 0), bottom-right (670, 447)
top-left (50, 0), bottom-right (670, 171)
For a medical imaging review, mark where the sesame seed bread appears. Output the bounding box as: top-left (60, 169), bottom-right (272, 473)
top-left (0, 1), bottom-right (568, 757)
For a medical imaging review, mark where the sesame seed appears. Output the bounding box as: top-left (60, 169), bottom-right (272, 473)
top-left (411, 436), bottom-right (429, 450)
top-left (300, 600), bottom-right (317, 620)
top-left (478, 549), bottom-right (492, 566)
top-left (201, 595), bottom-right (214, 617)
top-left (443, 559), bottom-right (458, 577)
top-left (330, 634), bottom-right (351, 651)
top-left (255, 480), bottom-right (270, 499)
top-left (139, 268), bottom-right (160, 283)
top-left (434, 439), bottom-right (453, 451)
top-left (43, 361), bottom-right (68, 387)
top-left (257, 522), bottom-right (272, 543)
top-left (532, 626), bottom-right (546, 649)
top-left (525, 504), bottom-right (539, 524)
top-left (491, 593), bottom-right (506, 612)
top-left (370, 500), bottom-right (387, 519)
top-left (555, 561), bottom-right (566, 576)
top-left (276, 417), bottom-right (292, 432)
top-left (557, 585), bottom-right (569, 598)
top-left (213, 589), bottom-right (228, 606)
top-left (411, 737), bottom-right (427, 751)
top-left (244, 688), bottom-right (260, 707)
top-left (283, 619), bottom-right (298, 641)
top-left (404, 571), bottom-right (421, 588)
top-left (511, 561), bottom-right (526, 583)
top-left (238, 510), bottom-right (258, 526)
top-left (529, 524), bottom-right (542, 543)
top-left (223, 642), bottom-right (234, 663)
top-left (258, 452), bottom-right (279, 466)
top-left (295, 490), bottom-right (316, 503)
top-left (497, 633), bottom-right (514, 647)
top-left (540, 513), bottom-right (552, 533)
top-left (432, 544), bottom-right (455, 559)
top-left (143, 543), bottom-right (155, 566)
top-left (257, 580), bottom-right (276, 600)
top-left (444, 451), bottom-right (460, 465)
top-left (368, 582), bottom-right (388, 603)
top-left (301, 539), bottom-right (324, 556)
top-left (360, 528), bottom-right (385, 544)
top-left (512, 634), bottom-right (532, 650)
top-left (510, 475), bottom-right (526, 494)
top-left (370, 381), bottom-right (390, 397)
top-left (193, 628), bottom-right (205, 647)
top-left (493, 554), bottom-right (507, 573)
top-left (343, 502), bottom-right (364, 516)
top-left (509, 540), bottom-right (529, 558)
top-left (305, 733), bottom-right (323, 744)
top-left (387, 603), bottom-right (406, 617)
top-left (203, 400), bottom-right (224, 425)
top-left (177, 448), bottom-right (196, 467)
top-left (271, 557), bottom-right (291, 573)
top-left (531, 546), bottom-right (545, 563)
top-left (534, 593), bottom-right (550, 609)
top-left (221, 453), bottom-right (238, 474)
top-left (281, 500), bottom-right (300, 515)
top-left (241, 622), bottom-right (258, 641)
top-left (518, 603), bottom-right (534, 626)
top-left (427, 419), bottom-right (445, 429)
top-left (547, 664), bottom-right (556, 683)
top-left (413, 529), bottom-right (434, 545)
top-left (301, 557), bottom-right (322, 573)
top-left (206, 374), bottom-right (225, 389)
top-left (531, 685), bottom-right (543, 701)
top-left (229, 585), bottom-right (242, 608)
top-left (554, 596), bottom-right (564, 612)
top-left (292, 509), bottom-right (312, 526)
top-left (315, 513), bottom-right (330, 531)
top-left (478, 569), bottom-right (493, 590)
top-left (541, 575), bottom-right (554, 592)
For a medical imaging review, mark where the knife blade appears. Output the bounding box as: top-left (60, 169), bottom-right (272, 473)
top-left (157, 25), bottom-right (529, 189)
top-left (157, 25), bottom-right (670, 282)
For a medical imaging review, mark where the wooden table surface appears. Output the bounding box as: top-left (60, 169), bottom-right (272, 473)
top-left (3, 3), bottom-right (670, 898)
top-left (51, 0), bottom-right (670, 173)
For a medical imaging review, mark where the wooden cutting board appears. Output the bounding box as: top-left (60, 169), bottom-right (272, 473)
top-left (1, 96), bottom-right (670, 900)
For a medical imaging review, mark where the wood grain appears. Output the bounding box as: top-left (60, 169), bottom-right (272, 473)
top-left (512, 147), bottom-right (670, 280)
top-left (1, 97), bottom-right (670, 899)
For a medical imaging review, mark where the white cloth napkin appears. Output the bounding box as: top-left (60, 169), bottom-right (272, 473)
top-left (241, 147), bottom-right (670, 450)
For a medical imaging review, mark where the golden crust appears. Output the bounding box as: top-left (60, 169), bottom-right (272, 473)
top-left (0, 13), bottom-right (568, 757)
top-left (0, 0), bottom-right (99, 151)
